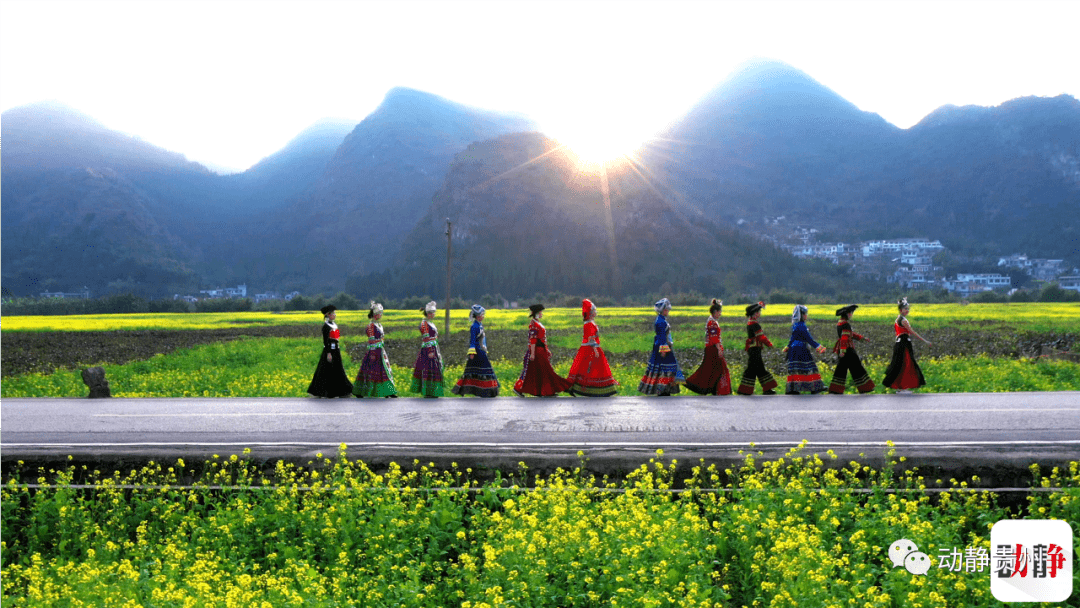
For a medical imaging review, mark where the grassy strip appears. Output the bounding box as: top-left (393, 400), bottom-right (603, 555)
top-left (3, 445), bottom-right (1077, 607)
top-left (2, 336), bottom-right (1079, 398)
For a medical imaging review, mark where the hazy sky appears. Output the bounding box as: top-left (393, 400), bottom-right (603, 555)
top-left (2, 0), bottom-right (1077, 172)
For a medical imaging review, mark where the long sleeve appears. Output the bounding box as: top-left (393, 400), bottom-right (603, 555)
top-left (322, 323), bottom-right (332, 350)
top-left (792, 322), bottom-right (819, 349)
top-left (656, 316), bottom-right (673, 353)
top-left (746, 322), bottom-right (773, 349)
top-left (468, 321), bottom-right (485, 355)
top-left (582, 322), bottom-right (599, 346)
top-left (528, 322), bottom-right (539, 346)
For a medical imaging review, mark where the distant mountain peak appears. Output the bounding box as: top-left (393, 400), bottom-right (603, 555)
top-left (2, 100), bottom-right (109, 133)
top-left (714, 57), bottom-right (858, 111)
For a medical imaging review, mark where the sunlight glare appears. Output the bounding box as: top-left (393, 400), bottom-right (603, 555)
top-left (544, 113), bottom-right (655, 165)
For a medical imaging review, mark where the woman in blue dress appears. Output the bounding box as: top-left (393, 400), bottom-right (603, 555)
top-left (637, 298), bottom-right (686, 395)
top-left (451, 305), bottom-right (500, 397)
top-left (782, 305), bottom-right (828, 394)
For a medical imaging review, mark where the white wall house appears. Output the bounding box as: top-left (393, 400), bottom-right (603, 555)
top-left (861, 239), bottom-right (944, 257)
top-left (945, 273), bottom-right (1011, 295)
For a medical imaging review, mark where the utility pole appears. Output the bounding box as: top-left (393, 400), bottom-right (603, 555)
top-left (445, 218), bottom-right (452, 339)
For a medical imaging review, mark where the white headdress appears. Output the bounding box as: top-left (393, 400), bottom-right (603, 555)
top-left (792, 304), bottom-right (808, 324)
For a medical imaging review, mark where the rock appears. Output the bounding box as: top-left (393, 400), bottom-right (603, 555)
top-left (81, 366), bottom-right (112, 398)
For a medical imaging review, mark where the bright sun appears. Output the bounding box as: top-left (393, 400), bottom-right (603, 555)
top-left (544, 114), bottom-right (654, 165)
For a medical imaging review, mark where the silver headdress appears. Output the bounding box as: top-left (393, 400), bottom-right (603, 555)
top-left (424, 301), bottom-right (437, 314)
top-left (792, 304), bottom-right (808, 324)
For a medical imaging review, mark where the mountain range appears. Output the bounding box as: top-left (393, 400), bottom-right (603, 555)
top-left (3, 60), bottom-right (1077, 299)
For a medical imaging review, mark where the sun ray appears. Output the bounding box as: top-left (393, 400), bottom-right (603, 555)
top-left (467, 143), bottom-right (570, 192)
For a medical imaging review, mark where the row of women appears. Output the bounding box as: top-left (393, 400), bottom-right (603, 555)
top-left (307, 297), bottom-right (930, 398)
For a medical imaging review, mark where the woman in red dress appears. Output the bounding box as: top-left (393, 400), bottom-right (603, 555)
top-left (514, 304), bottom-right (573, 397)
top-left (882, 297), bottom-right (932, 393)
top-left (565, 299), bottom-right (619, 397)
top-left (685, 298), bottom-right (732, 395)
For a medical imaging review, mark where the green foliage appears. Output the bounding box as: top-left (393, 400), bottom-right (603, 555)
top-left (1038, 283), bottom-right (1080, 302)
top-left (2, 446), bottom-right (1077, 606)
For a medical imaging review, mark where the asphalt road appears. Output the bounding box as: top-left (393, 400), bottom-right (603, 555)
top-left (3, 393), bottom-right (1078, 481)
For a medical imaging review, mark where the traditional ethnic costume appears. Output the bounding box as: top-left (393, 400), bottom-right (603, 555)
top-left (566, 299), bottom-right (619, 397)
top-left (452, 305), bottom-right (500, 397)
top-left (353, 302), bottom-right (397, 397)
top-left (737, 301), bottom-right (779, 395)
top-left (514, 304), bottom-right (573, 397)
top-left (685, 299), bottom-right (732, 395)
top-left (784, 305), bottom-right (826, 394)
top-left (883, 299), bottom-right (927, 390)
top-left (638, 298), bottom-right (686, 395)
top-left (307, 305), bottom-right (354, 398)
top-left (410, 301), bottom-right (444, 397)
top-left (828, 305), bottom-right (876, 394)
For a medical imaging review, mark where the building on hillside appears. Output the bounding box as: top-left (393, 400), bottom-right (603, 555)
top-left (1058, 276), bottom-right (1080, 293)
top-left (998, 254), bottom-right (1066, 281)
top-left (1031, 259), bottom-right (1066, 282)
top-left (861, 238), bottom-right (944, 257)
top-left (199, 284), bottom-right (247, 299)
top-left (40, 287), bottom-right (91, 299)
top-left (943, 273), bottom-right (1011, 296)
top-left (782, 241), bottom-right (853, 264)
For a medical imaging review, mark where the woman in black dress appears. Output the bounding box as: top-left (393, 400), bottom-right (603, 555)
top-left (307, 305), bottom-right (354, 398)
top-left (882, 297), bottom-right (932, 393)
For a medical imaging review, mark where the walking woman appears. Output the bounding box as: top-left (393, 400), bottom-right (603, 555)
top-left (353, 301), bottom-right (398, 398)
top-left (782, 305), bottom-right (828, 394)
top-left (514, 304), bottom-right (573, 397)
top-left (410, 300), bottom-right (444, 398)
top-left (685, 298), bottom-right (732, 395)
top-left (566, 298), bottom-right (619, 397)
top-left (883, 297), bottom-right (931, 393)
top-left (638, 298), bottom-right (686, 395)
top-left (451, 305), bottom-right (500, 397)
top-left (828, 304), bottom-right (876, 394)
top-left (307, 304), bottom-right (354, 398)
top-left (737, 302), bottom-right (779, 395)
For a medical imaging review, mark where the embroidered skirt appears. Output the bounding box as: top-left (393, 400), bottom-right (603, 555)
top-left (514, 344), bottom-right (573, 397)
top-left (566, 346), bottom-right (619, 397)
top-left (883, 336), bottom-right (926, 390)
top-left (410, 343), bottom-right (444, 397)
top-left (638, 345), bottom-right (685, 395)
top-left (785, 343), bottom-right (825, 394)
top-left (452, 349), bottom-right (500, 397)
top-left (685, 347), bottom-right (732, 396)
top-left (353, 347), bottom-right (397, 397)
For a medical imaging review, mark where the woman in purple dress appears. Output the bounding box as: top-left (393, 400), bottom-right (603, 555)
top-left (353, 301), bottom-right (397, 398)
top-left (410, 301), bottom-right (444, 397)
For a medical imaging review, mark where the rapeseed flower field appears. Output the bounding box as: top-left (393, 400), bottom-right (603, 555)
top-left (2, 444), bottom-right (1077, 606)
top-left (2, 303), bottom-right (1077, 396)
